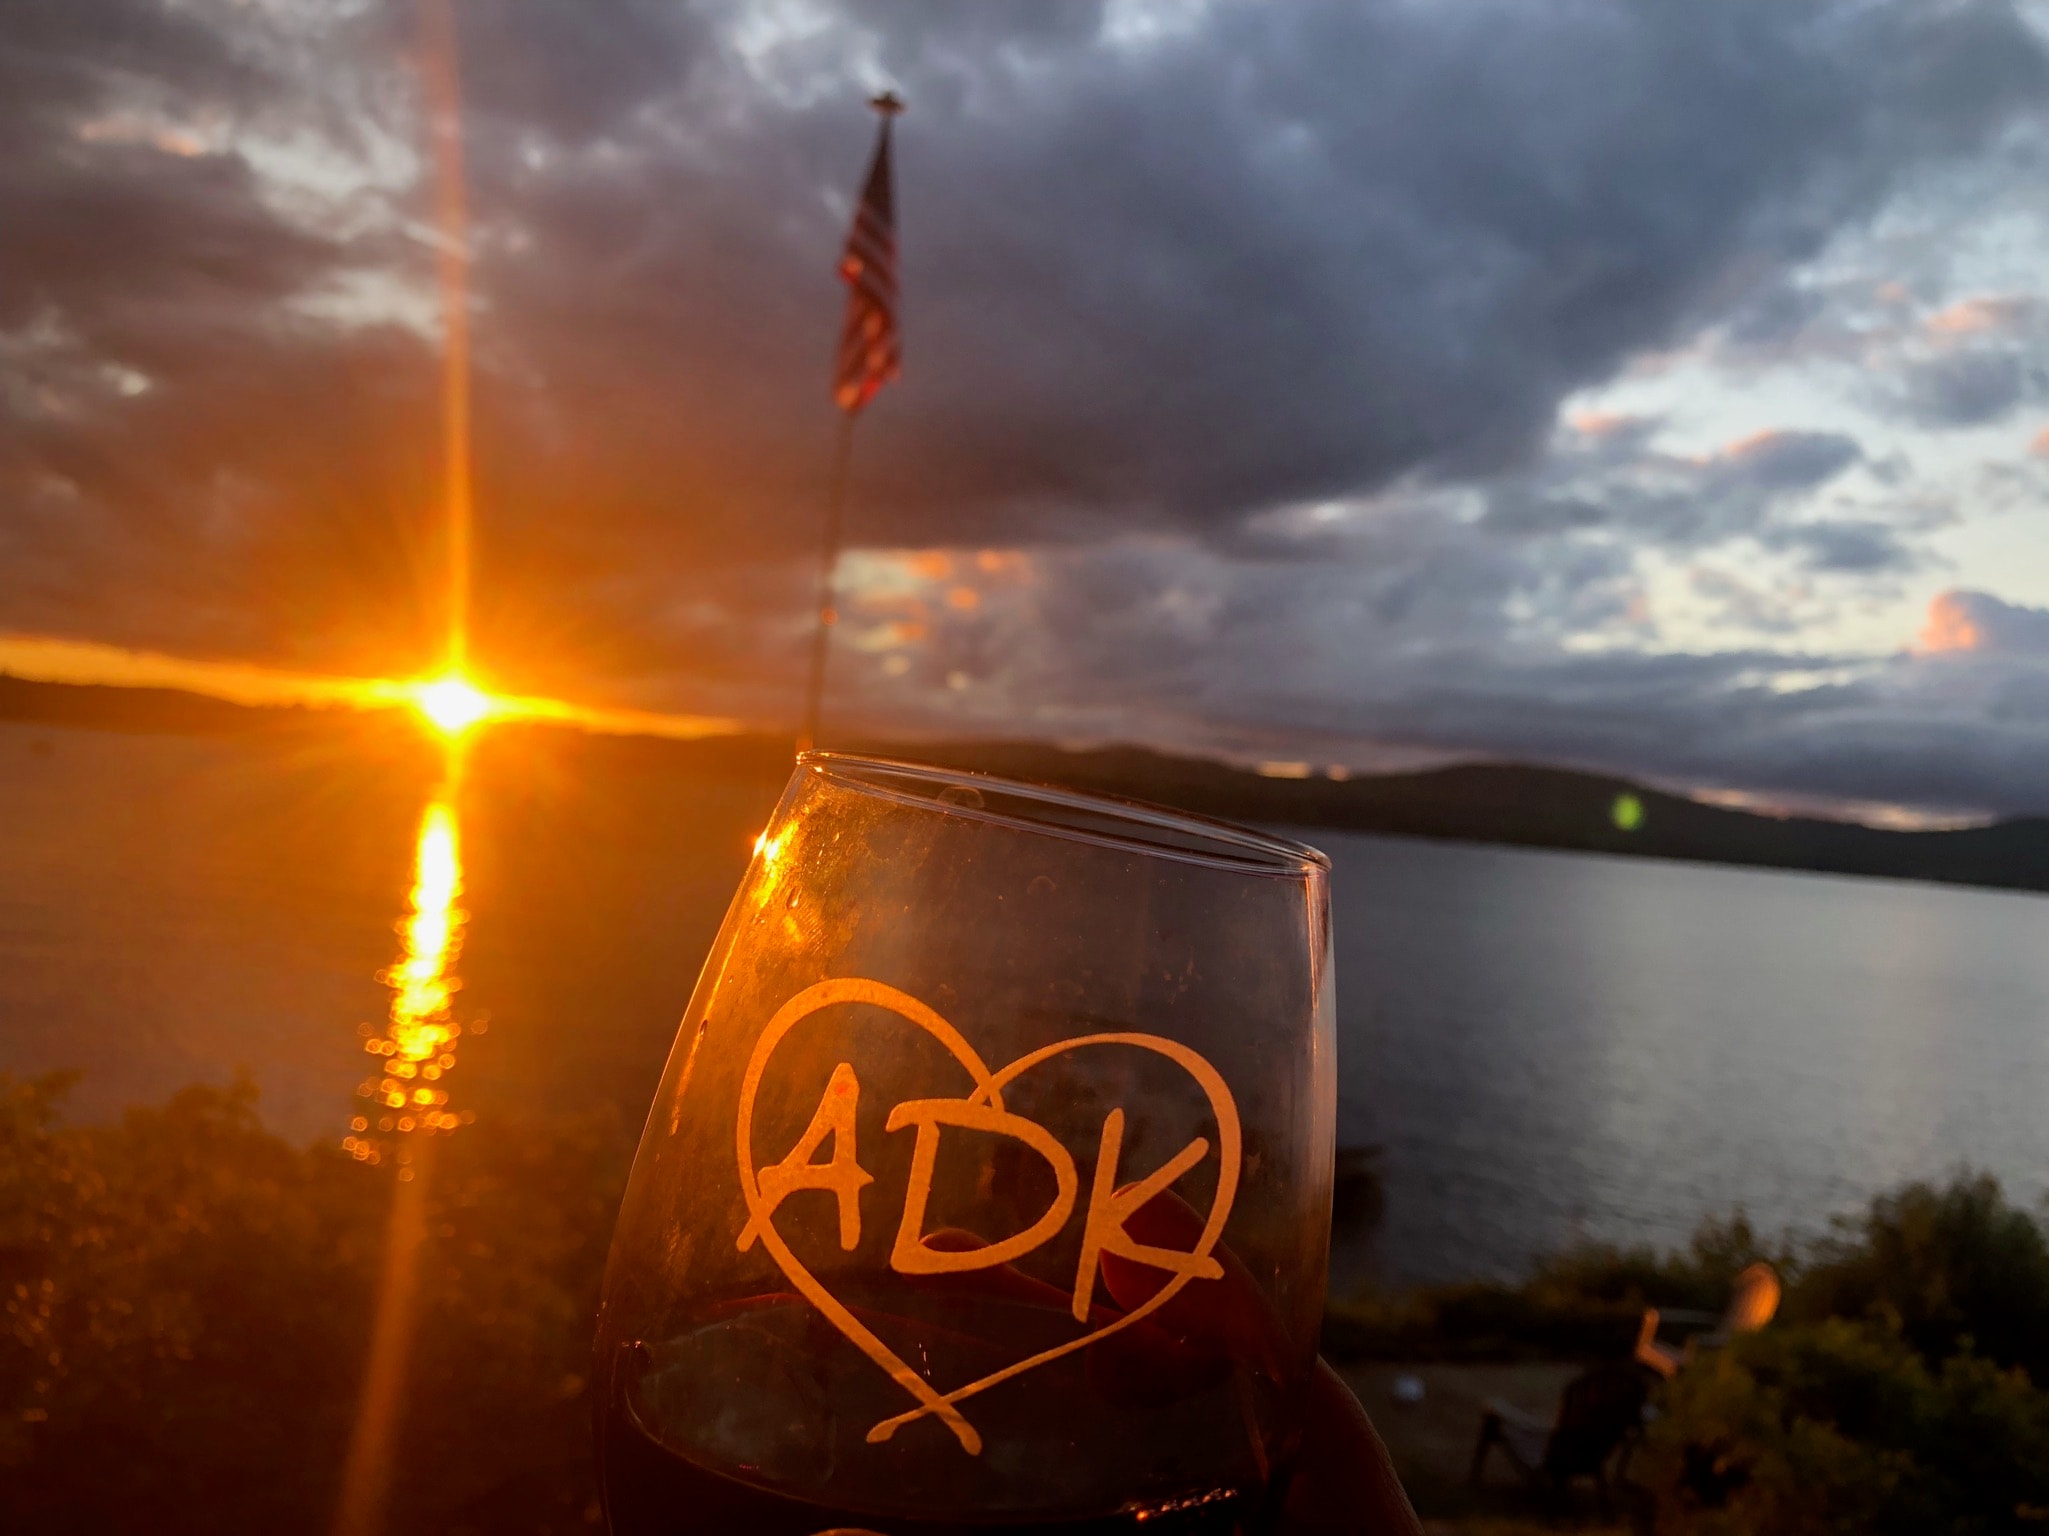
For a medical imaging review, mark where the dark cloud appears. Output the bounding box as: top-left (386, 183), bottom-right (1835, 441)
top-left (442, 0), bottom-right (714, 143)
top-left (3, 0), bottom-right (2048, 813)
top-left (1687, 566), bottom-right (1805, 635)
top-left (845, 539), bottom-right (2049, 817)
top-left (1470, 426), bottom-right (1873, 567)
top-left (1899, 349), bottom-right (2040, 425)
top-left (1719, 282), bottom-right (1829, 348)
top-left (448, 0), bottom-right (2049, 564)
top-left (0, 0), bottom-right (248, 143)
top-left (10, 1), bottom-right (2044, 567)
top-left (1476, 491), bottom-right (1610, 539)
top-left (1387, 645), bottom-right (2049, 818)
top-left (1708, 431), bottom-right (1863, 494)
top-left (1761, 518), bottom-right (1916, 574)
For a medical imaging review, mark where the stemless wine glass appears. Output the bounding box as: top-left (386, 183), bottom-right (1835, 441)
top-left (594, 753), bottom-right (1335, 1535)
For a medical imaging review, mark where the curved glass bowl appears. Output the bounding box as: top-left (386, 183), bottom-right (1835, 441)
top-left (595, 753), bottom-right (1335, 1534)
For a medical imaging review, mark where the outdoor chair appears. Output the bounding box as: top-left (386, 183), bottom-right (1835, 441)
top-left (1633, 1261), bottom-right (1781, 1379)
top-left (1468, 1360), bottom-right (1653, 1515)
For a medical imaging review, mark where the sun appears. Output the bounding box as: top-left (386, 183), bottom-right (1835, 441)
top-left (414, 674), bottom-right (493, 737)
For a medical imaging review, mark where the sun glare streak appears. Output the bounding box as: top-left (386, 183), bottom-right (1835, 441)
top-left (421, 0), bottom-right (473, 678)
top-left (335, 11), bottom-right (478, 1535)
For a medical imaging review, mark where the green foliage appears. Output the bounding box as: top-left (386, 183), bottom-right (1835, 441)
top-left (10, 1067), bottom-right (2048, 1536)
top-left (1638, 1319), bottom-right (2049, 1535)
top-left (1328, 1176), bottom-right (2049, 1532)
top-left (1323, 1213), bottom-right (1789, 1362)
top-left (1322, 1278), bottom-right (1643, 1362)
top-left (1529, 1212), bottom-right (1789, 1314)
top-left (1, 1071), bottom-right (382, 1527)
top-left (1790, 1173), bottom-right (2049, 1385)
top-left (1631, 1177), bottom-right (2049, 1534)
top-left (0, 1072), bottom-right (630, 1535)
top-left (391, 1099), bottom-right (631, 1531)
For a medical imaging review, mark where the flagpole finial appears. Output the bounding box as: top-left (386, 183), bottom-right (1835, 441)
top-left (870, 90), bottom-right (905, 116)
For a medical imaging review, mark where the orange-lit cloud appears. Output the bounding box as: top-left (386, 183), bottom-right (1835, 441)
top-left (1914, 591), bottom-right (1983, 653)
top-left (76, 112), bottom-right (217, 158)
top-left (0, 633), bottom-right (739, 741)
top-left (867, 620), bottom-right (929, 647)
top-left (847, 548), bottom-right (1037, 625)
top-left (1691, 784), bottom-right (1992, 832)
top-left (1719, 428), bottom-right (1789, 461)
top-left (974, 550), bottom-right (1032, 578)
top-left (0, 633), bottom-right (393, 709)
top-left (1567, 408), bottom-right (1635, 437)
top-left (1924, 295), bottom-right (2030, 336)
top-left (2028, 424), bottom-right (2049, 458)
top-left (1679, 429), bottom-right (1862, 498)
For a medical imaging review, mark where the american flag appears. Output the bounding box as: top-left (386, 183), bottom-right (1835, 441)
top-left (834, 93), bottom-right (903, 414)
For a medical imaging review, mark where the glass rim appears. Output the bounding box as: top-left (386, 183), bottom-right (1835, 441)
top-left (797, 750), bottom-right (1331, 876)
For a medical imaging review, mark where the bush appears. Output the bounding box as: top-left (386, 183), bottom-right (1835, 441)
top-left (1323, 1212), bottom-right (1790, 1362)
top-left (1530, 1212), bottom-right (1790, 1314)
top-left (0, 1072), bottom-right (630, 1535)
top-left (11, 1070), bottom-right (2048, 1533)
top-left (0, 1073), bottom-right (382, 1528)
top-left (1790, 1173), bottom-right (2049, 1385)
top-left (1323, 1279), bottom-right (1647, 1362)
top-left (1630, 1175), bottom-right (2049, 1534)
top-left (1638, 1318), bottom-right (2049, 1535)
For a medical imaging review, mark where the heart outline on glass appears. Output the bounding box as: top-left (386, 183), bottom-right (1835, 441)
top-left (733, 977), bottom-right (1242, 1456)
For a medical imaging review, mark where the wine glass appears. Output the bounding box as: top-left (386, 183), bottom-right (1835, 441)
top-left (594, 753), bottom-right (1335, 1535)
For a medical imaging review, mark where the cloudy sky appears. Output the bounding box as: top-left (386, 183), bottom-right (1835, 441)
top-left (7, 0), bottom-right (2049, 819)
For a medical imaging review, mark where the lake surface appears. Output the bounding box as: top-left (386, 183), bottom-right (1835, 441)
top-left (1321, 829), bottom-right (2049, 1286)
top-left (3, 717), bottom-right (2045, 1287)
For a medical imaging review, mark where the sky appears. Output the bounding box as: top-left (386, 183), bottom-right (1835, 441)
top-left (6, 0), bottom-right (2049, 821)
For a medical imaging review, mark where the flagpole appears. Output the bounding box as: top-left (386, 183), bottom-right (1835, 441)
top-left (798, 410), bottom-right (855, 754)
top-left (798, 90), bottom-right (903, 757)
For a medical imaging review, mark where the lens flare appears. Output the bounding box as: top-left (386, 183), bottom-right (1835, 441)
top-left (335, 10), bottom-right (477, 1535)
top-left (414, 674), bottom-right (492, 736)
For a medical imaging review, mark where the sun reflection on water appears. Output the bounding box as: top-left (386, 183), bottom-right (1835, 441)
top-left (344, 786), bottom-right (473, 1169)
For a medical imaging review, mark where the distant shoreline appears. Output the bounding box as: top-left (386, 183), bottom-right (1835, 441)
top-left (7, 670), bottom-right (2048, 897)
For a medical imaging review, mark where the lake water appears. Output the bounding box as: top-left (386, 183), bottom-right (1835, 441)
top-left (3, 717), bottom-right (2045, 1287)
top-left (1322, 830), bottom-right (2049, 1286)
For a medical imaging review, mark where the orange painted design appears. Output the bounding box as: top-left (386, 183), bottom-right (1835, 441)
top-left (885, 1098), bottom-right (1078, 1276)
top-left (1070, 1109), bottom-right (1219, 1322)
top-left (738, 1061), bottom-right (872, 1253)
top-left (732, 978), bottom-right (1241, 1458)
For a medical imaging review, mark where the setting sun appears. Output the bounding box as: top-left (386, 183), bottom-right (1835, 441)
top-left (414, 674), bottom-right (493, 736)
